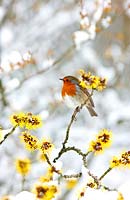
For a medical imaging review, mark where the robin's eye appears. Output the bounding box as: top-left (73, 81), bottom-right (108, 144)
top-left (65, 79), bottom-right (69, 82)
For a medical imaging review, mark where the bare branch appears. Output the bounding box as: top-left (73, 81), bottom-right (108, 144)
top-left (53, 90), bottom-right (93, 162)
top-left (99, 167), bottom-right (112, 181)
top-left (0, 126), bottom-right (17, 145)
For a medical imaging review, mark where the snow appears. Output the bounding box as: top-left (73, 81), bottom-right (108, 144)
top-left (0, 0), bottom-right (130, 199)
top-left (14, 191), bottom-right (35, 200)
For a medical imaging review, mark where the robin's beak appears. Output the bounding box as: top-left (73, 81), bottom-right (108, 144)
top-left (59, 78), bottom-right (63, 81)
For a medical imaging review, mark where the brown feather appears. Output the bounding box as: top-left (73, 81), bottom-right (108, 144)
top-left (78, 85), bottom-right (95, 107)
top-left (87, 106), bottom-right (98, 117)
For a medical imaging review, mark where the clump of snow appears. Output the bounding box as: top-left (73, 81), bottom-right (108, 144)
top-left (80, 188), bottom-right (118, 200)
top-left (118, 181), bottom-right (130, 200)
top-left (14, 191), bottom-right (35, 200)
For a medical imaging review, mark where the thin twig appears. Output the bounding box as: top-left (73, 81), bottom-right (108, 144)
top-left (21, 175), bottom-right (26, 191)
top-left (62, 146), bottom-right (86, 156)
top-left (85, 151), bottom-right (91, 157)
top-left (63, 90), bottom-right (93, 148)
top-left (53, 146), bottom-right (91, 163)
top-left (62, 106), bottom-right (80, 148)
top-left (0, 126), bottom-right (17, 145)
top-left (99, 167), bottom-right (112, 181)
top-left (87, 170), bottom-right (100, 188)
top-left (63, 173), bottom-right (82, 179)
top-left (44, 153), bottom-right (62, 175)
top-left (0, 79), bottom-right (8, 106)
top-left (22, 46), bottom-right (74, 82)
top-left (44, 153), bottom-right (82, 179)
top-left (82, 155), bottom-right (100, 188)
top-left (0, 0), bottom-right (15, 26)
top-left (3, 45), bottom-right (74, 97)
top-left (82, 155), bottom-right (88, 168)
top-left (101, 185), bottom-right (117, 192)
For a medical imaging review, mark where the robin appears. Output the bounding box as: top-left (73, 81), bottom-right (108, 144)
top-left (60, 76), bottom-right (97, 117)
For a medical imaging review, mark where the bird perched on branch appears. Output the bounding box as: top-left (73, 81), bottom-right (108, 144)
top-left (60, 76), bottom-right (97, 117)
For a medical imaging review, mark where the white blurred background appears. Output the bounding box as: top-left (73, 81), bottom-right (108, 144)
top-left (0, 0), bottom-right (130, 199)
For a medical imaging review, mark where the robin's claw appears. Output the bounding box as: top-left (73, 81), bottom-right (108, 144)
top-left (76, 106), bottom-right (80, 112)
top-left (74, 117), bottom-right (77, 121)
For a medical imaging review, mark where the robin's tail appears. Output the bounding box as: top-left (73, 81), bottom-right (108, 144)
top-left (87, 106), bottom-right (98, 117)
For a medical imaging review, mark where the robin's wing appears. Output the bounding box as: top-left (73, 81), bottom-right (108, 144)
top-left (78, 84), bottom-right (95, 107)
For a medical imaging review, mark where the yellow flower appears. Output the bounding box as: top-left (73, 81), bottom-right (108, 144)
top-left (10, 112), bottom-right (42, 130)
top-left (47, 166), bottom-right (55, 177)
top-left (32, 182), bottom-right (58, 200)
top-left (25, 113), bottom-right (42, 130)
top-left (120, 151), bottom-right (130, 167)
top-left (10, 112), bottom-right (26, 127)
top-left (79, 80), bottom-right (92, 89)
top-left (39, 167), bottom-right (54, 183)
top-left (88, 140), bottom-right (103, 154)
top-left (20, 131), bottom-right (39, 151)
top-left (96, 129), bottom-right (112, 148)
top-left (77, 187), bottom-right (86, 199)
top-left (79, 69), bottom-right (86, 76)
top-left (117, 192), bottom-right (124, 200)
top-left (90, 76), bottom-right (100, 89)
top-left (97, 78), bottom-right (107, 91)
top-left (66, 178), bottom-right (78, 189)
top-left (38, 138), bottom-right (53, 154)
top-left (110, 151), bottom-right (130, 169)
top-left (39, 175), bottom-right (52, 183)
top-left (79, 69), bottom-right (92, 80)
top-left (79, 80), bottom-right (87, 89)
top-left (87, 177), bottom-right (98, 189)
top-left (88, 129), bottom-right (112, 155)
top-left (39, 153), bottom-right (47, 162)
top-left (1, 196), bottom-right (12, 200)
top-left (79, 69), bottom-right (107, 91)
top-left (15, 158), bottom-right (31, 176)
top-left (110, 156), bottom-right (120, 168)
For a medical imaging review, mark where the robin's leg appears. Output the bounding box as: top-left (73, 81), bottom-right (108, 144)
top-left (76, 106), bottom-right (80, 113)
top-left (73, 106), bottom-right (80, 121)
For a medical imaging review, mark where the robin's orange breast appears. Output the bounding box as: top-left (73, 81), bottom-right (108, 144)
top-left (62, 83), bottom-right (76, 97)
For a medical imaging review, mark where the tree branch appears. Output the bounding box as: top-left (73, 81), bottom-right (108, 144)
top-left (53, 90), bottom-right (93, 163)
top-left (44, 153), bottom-right (82, 179)
top-left (0, 126), bottom-right (17, 145)
top-left (99, 167), bottom-right (112, 181)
